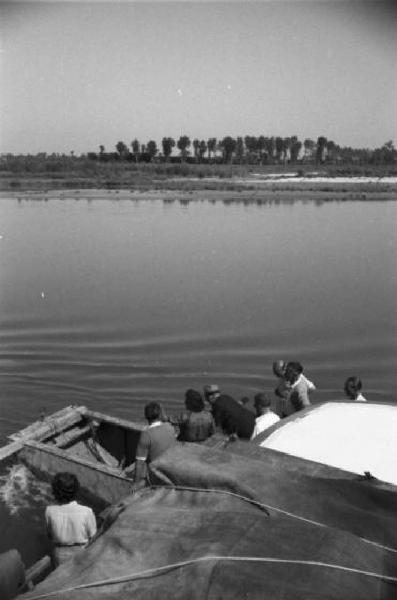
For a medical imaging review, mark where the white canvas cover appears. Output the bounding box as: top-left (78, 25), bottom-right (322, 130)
top-left (259, 402), bottom-right (397, 485)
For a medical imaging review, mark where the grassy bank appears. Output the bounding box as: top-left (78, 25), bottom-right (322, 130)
top-left (1, 161), bottom-right (397, 198)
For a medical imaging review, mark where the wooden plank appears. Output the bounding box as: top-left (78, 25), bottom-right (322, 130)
top-left (23, 555), bottom-right (52, 589)
top-left (84, 409), bottom-right (145, 433)
top-left (0, 440), bottom-right (23, 461)
top-left (55, 424), bottom-right (92, 448)
top-left (9, 405), bottom-right (87, 443)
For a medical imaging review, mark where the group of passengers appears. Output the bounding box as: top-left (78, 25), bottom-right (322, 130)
top-left (125, 363), bottom-right (367, 492)
top-left (8, 364), bottom-right (366, 582)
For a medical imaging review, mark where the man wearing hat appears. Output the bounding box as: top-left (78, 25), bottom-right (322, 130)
top-left (203, 384), bottom-right (255, 439)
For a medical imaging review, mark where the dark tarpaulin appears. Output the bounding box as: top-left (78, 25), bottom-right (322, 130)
top-left (151, 441), bottom-right (397, 550)
top-left (24, 444), bottom-right (397, 600)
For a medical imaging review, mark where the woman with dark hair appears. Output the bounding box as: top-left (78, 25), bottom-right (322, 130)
top-left (178, 388), bottom-right (215, 442)
top-left (344, 376), bottom-right (367, 402)
top-left (45, 472), bottom-right (97, 566)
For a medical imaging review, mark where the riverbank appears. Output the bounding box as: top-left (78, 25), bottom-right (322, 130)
top-left (1, 177), bottom-right (397, 203)
top-left (1, 161), bottom-right (397, 200)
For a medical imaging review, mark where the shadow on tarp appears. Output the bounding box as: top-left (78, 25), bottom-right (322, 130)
top-left (23, 443), bottom-right (397, 600)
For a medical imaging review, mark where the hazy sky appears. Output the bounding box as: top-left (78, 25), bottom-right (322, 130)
top-left (1, 0), bottom-right (396, 154)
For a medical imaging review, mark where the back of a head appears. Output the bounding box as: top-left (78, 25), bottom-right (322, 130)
top-left (344, 376), bottom-right (362, 399)
top-left (185, 388), bottom-right (204, 412)
top-left (52, 472), bottom-right (79, 504)
top-left (254, 393), bottom-right (271, 410)
top-left (144, 401), bottom-right (162, 423)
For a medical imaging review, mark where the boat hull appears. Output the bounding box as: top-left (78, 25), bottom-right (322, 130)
top-left (1, 405), bottom-right (144, 507)
top-left (19, 441), bottom-right (133, 508)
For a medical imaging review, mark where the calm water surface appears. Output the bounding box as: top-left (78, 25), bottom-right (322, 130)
top-left (0, 194), bottom-right (396, 563)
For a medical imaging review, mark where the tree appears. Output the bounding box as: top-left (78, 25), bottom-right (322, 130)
top-left (290, 136), bottom-right (302, 163)
top-left (116, 141), bottom-right (128, 158)
top-left (257, 136), bottom-right (266, 164)
top-left (326, 140), bottom-right (336, 164)
top-left (275, 137), bottom-right (284, 163)
top-left (198, 140), bottom-right (207, 162)
top-left (162, 137), bottom-right (175, 161)
top-left (177, 136), bottom-right (191, 161)
top-left (219, 136), bottom-right (236, 163)
top-left (146, 140), bottom-right (158, 160)
top-left (303, 139), bottom-right (315, 162)
top-left (372, 140), bottom-right (396, 165)
top-left (192, 139), bottom-right (200, 162)
top-left (131, 139), bottom-right (140, 163)
top-left (235, 137), bottom-right (244, 163)
top-left (316, 136), bottom-right (327, 164)
top-left (264, 137), bottom-right (275, 164)
top-left (207, 138), bottom-right (217, 161)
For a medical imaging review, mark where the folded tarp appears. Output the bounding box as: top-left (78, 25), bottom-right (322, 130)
top-left (151, 441), bottom-right (397, 550)
top-left (23, 443), bottom-right (397, 600)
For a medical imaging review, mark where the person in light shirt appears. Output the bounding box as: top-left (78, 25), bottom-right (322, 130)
top-left (45, 472), bottom-right (97, 567)
top-left (251, 393), bottom-right (280, 440)
top-left (285, 361), bottom-right (316, 413)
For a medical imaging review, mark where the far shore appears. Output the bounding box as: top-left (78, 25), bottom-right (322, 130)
top-left (1, 173), bottom-right (397, 202)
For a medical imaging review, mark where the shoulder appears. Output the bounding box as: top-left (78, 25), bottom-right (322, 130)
top-left (77, 502), bottom-right (94, 514)
top-left (216, 394), bottom-right (237, 407)
top-left (294, 377), bottom-right (309, 394)
top-left (139, 428), bottom-right (151, 441)
top-left (160, 422), bottom-right (176, 436)
top-left (301, 375), bottom-right (316, 390)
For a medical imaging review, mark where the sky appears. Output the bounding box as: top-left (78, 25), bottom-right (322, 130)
top-left (1, 0), bottom-right (396, 155)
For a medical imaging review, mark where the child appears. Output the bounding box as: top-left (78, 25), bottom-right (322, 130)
top-left (344, 376), bottom-right (367, 402)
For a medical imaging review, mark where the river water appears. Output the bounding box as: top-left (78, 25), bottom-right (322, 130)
top-left (0, 193), bottom-right (396, 564)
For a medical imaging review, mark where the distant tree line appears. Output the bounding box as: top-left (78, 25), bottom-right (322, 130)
top-left (1, 137), bottom-right (396, 172)
top-left (85, 136), bottom-right (397, 166)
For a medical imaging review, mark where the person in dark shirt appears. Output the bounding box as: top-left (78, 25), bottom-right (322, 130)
top-left (203, 384), bottom-right (255, 439)
top-left (177, 389), bottom-right (215, 442)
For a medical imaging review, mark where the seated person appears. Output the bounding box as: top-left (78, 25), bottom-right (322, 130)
top-left (45, 472), bottom-right (97, 567)
top-left (203, 384), bottom-right (255, 439)
top-left (251, 393), bottom-right (280, 439)
top-left (131, 402), bottom-right (176, 491)
top-left (285, 362), bottom-right (315, 413)
top-left (344, 376), bottom-right (367, 402)
top-left (178, 389), bottom-right (215, 442)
